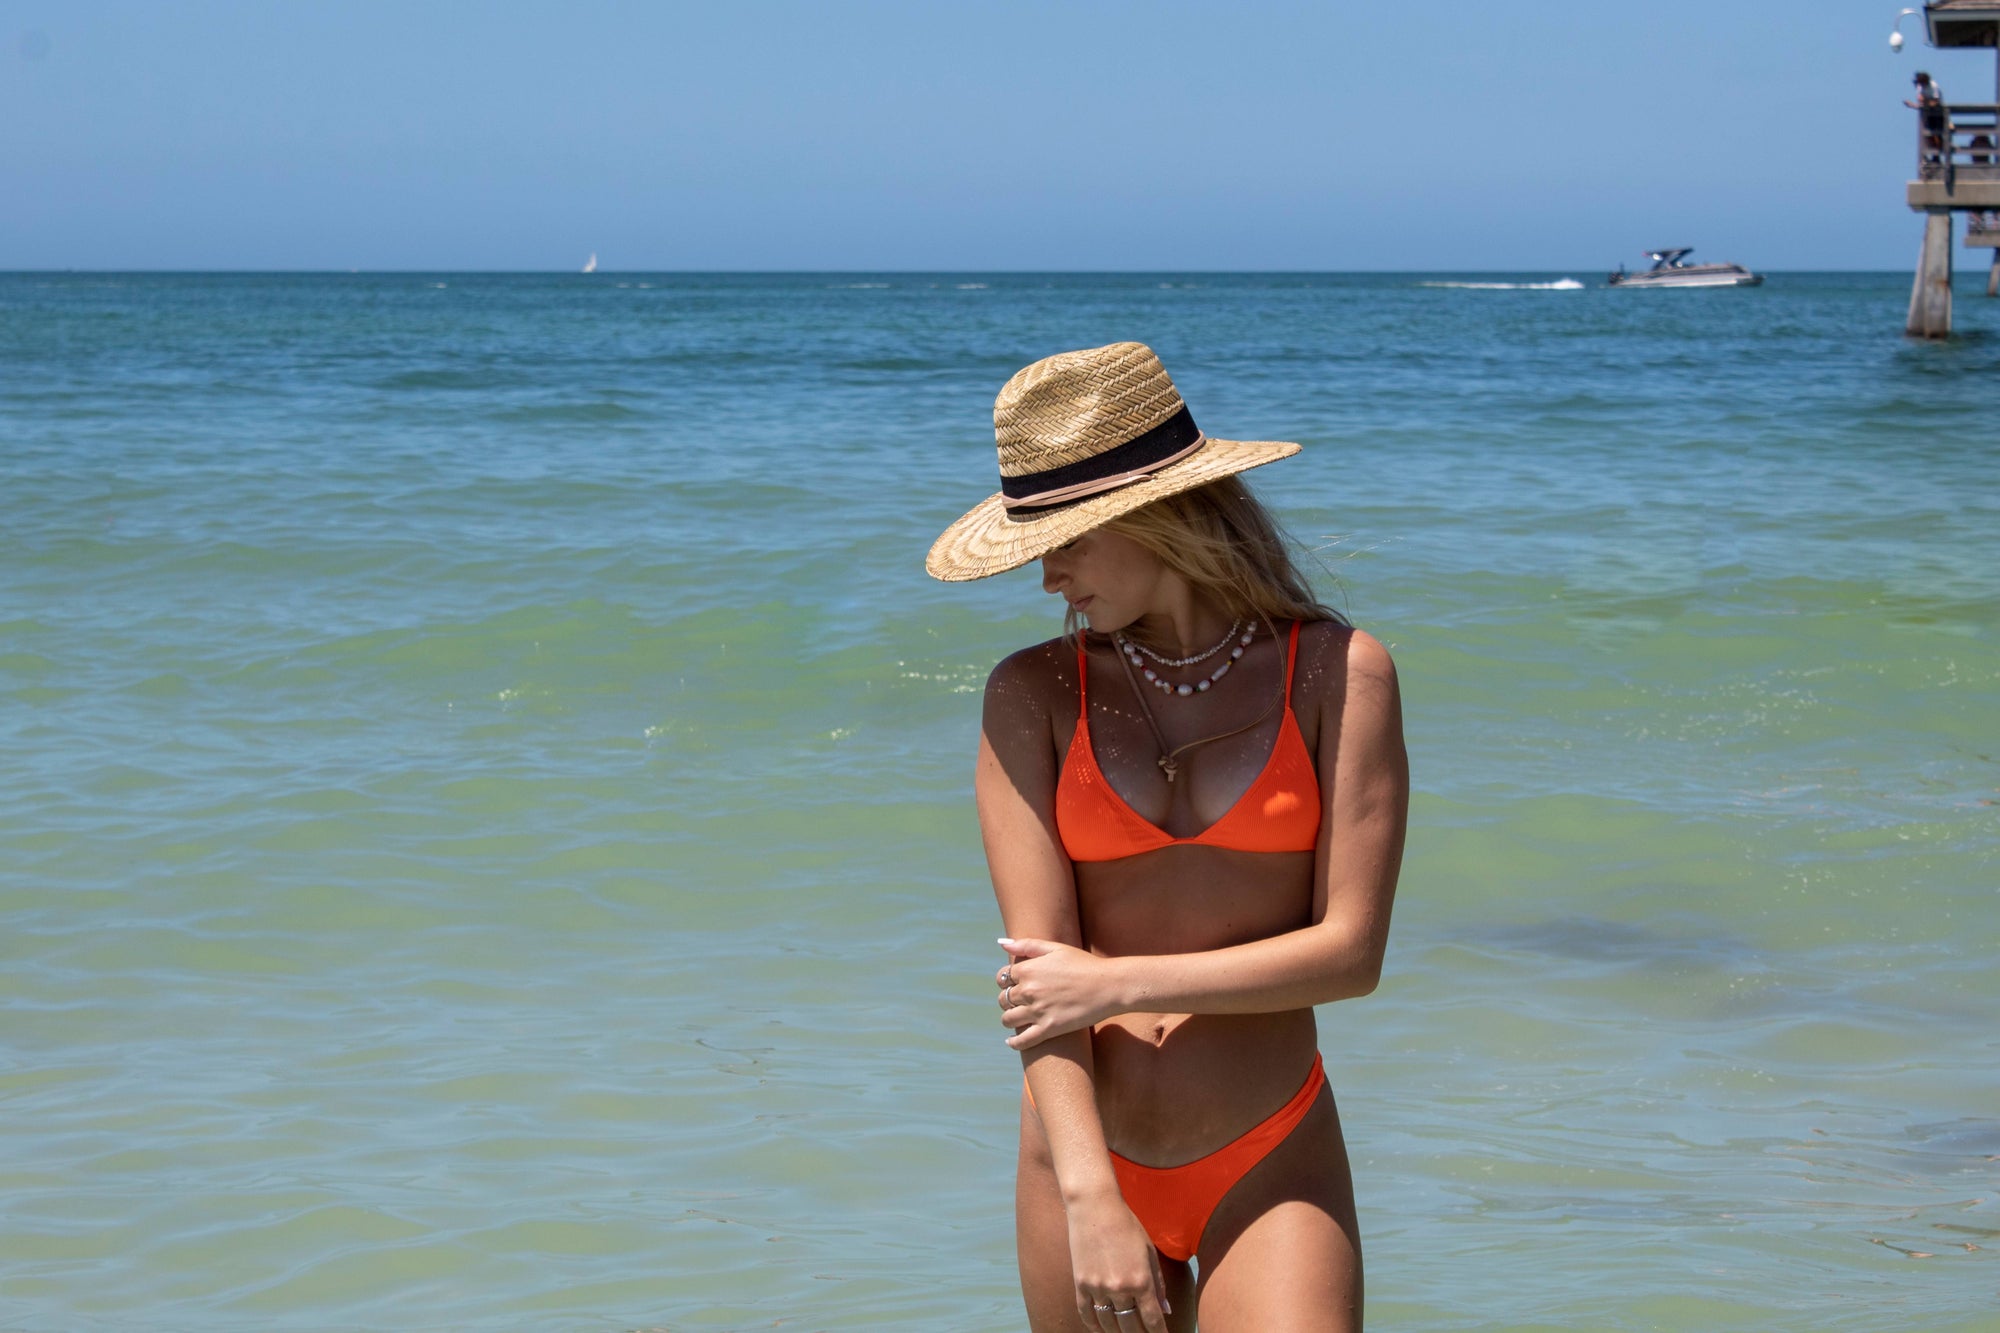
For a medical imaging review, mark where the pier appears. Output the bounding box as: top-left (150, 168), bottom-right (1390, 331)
top-left (1902, 2), bottom-right (2000, 337)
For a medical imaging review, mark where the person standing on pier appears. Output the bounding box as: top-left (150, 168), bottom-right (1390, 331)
top-left (1906, 71), bottom-right (1947, 164)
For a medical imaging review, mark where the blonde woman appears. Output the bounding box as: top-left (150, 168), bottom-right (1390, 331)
top-left (928, 343), bottom-right (1407, 1332)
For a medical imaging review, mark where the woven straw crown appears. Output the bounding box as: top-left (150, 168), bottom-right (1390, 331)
top-left (994, 342), bottom-right (1188, 480)
top-left (926, 341), bottom-right (1300, 581)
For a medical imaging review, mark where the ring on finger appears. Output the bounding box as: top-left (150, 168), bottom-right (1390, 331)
top-left (1092, 1302), bottom-right (1114, 1312)
top-left (1001, 967), bottom-right (1012, 987)
top-left (1004, 984), bottom-right (1013, 1006)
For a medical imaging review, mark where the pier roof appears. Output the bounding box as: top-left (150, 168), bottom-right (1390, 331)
top-left (1926, 1), bottom-right (2000, 46)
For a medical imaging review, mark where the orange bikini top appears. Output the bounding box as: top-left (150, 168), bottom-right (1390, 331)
top-left (1056, 622), bottom-right (1321, 863)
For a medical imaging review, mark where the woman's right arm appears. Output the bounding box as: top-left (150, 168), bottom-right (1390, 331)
top-left (978, 649), bottom-right (1169, 1333)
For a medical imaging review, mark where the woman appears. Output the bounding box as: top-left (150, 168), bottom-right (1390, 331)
top-left (927, 342), bottom-right (1407, 1332)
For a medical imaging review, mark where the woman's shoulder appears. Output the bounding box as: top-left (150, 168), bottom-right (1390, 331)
top-left (982, 634), bottom-right (1080, 721)
top-left (1294, 618), bottom-right (1399, 705)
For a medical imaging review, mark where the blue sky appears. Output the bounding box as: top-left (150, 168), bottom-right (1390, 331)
top-left (0, 1), bottom-right (1978, 269)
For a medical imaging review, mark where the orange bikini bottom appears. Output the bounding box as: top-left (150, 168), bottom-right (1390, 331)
top-left (1034, 1054), bottom-right (1327, 1263)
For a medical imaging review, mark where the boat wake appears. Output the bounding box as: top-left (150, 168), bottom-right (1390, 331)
top-left (1421, 278), bottom-right (1586, 290)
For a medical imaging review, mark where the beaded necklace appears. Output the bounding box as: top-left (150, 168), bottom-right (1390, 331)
top-left (1106, 619), bottom-right (1281, 784)
top-left (1115, 623), bottom-right (1255, 698)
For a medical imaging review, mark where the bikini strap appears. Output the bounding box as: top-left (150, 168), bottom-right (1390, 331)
top-left (1075, 640), bottom-right (1089, 717)
top-left (1283, 621), bottom-right (1301, 699)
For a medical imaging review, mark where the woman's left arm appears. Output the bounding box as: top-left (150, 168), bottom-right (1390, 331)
top-left (999, 628), bottom-right (1408, 1048)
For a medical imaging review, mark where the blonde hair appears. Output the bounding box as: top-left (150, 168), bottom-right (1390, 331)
top-left (1062, 477), bottom-right (1347, 641)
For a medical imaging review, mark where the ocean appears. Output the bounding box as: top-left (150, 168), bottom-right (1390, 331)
top-left (1, 271), bottom-right (1995, 1331)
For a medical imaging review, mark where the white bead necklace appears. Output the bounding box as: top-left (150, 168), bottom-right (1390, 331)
top-left (1116, 623), bottom-right (1256, 698)
top-left (1123, 618), bottom-right (1243, 668)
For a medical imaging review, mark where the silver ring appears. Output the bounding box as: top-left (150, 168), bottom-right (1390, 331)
top-left (1004, 984), bottom-right (1013, 1006)
top-left (1001, 967), bottom-right (1012, 987)
top-left (1093, 1303), bottom-right (1114, 1312)
top-left (1115, 1309), bottom-right (1137, 1316)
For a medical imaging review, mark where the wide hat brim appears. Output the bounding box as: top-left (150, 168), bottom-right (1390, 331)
top-left (925, 436), bottom-right (1300, 582)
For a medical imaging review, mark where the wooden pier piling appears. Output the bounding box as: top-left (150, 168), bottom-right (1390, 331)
top-left (1969, 213), bottom-right (2000, 295)
top-left (1910, 212), bottom-right (1956, 337)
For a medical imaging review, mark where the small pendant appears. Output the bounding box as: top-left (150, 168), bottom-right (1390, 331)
top-left (1157, 755), bottom-right (1179, 783)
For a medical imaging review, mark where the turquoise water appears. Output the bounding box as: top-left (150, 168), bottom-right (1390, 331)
top-left (1, 271), bottom-right (1996, 1331)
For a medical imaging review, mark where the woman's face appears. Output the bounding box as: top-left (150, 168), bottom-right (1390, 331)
top-left (1038, 528), bottom-right (1167, 633)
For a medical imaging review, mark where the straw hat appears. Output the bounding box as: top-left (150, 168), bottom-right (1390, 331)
top-left (926, 342), bottom-right (1300, 582)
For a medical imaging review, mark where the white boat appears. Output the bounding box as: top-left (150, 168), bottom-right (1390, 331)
top-left (582, 253), bottom-right (598, 274)
top-left (1606, 247), bottom-right (1761, 289)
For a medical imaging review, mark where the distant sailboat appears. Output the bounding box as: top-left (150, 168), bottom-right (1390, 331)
top-left (582, 253), bottom-right (598, 274)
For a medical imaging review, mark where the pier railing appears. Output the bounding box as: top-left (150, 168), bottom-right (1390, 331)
top-left (1916, 102), bottom-right (2000, 188)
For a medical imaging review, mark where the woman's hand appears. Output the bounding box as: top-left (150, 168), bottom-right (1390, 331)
top-left (996, 937), bottom-right (1126, 1050)
top-left (1066, 1189), bottom-right (1171, 1333)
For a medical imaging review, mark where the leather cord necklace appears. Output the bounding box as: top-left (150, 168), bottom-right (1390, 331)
top-left (1109, 618), bottom-right (1283, 784)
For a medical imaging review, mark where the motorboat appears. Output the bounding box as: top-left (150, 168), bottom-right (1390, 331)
top-left (1606, 247), bottom-right (1761, 288)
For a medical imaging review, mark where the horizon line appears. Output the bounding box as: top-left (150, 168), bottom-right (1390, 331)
top-left (0, 266), bottom-right (1916, 276)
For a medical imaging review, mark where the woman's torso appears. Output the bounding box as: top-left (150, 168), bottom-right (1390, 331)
top-left (1050, 622), bottom-right (1329, 1167)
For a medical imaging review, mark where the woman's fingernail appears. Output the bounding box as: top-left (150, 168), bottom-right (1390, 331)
top-left (997, 937), bottom-right (1016, 948)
